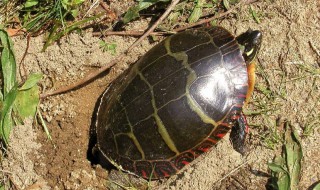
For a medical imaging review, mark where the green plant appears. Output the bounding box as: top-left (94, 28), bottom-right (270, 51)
top-left (19, 0), bottom-right (103, 51)
top-left (249, 5), bottom-right (261, 24)
top-left (188, 0), bottom-right (215, 23)
top-left (268, 122), bottom-right (302, 190)
top-left (123, 0), bottom-right (170, 24)
top-left (0, 29), bottom-right (43, 145)
top-left (99, 41), bottom-right (117, 55)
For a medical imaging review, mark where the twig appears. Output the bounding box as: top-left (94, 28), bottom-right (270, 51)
top-left (309, 41), bottom-right (320, 58)
top-left (100, 1), bottom-right (110, 12)
top-left (84, 0), bottom-right (100, 17)
top-left (92, 30), bottom-right (174, 36)
top-left (126, 0), bottom-right (180, 53)
top-left (19, 34), bottom-right (31, 81)
top-left (40, 56), bottom-right (123, 98)
top-left (40, 0), bottom-right (180, 99)
top-left (99, 1), bottom-right (118, 22)
top-left (213, 160), bottom-right (249, 185)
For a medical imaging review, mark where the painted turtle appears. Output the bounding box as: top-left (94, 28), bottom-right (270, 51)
top-left (93, 26), bottom-right (262, 179)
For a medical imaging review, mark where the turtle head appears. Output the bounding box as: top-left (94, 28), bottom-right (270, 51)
top-left (236, 29), bottom-right (262, 64)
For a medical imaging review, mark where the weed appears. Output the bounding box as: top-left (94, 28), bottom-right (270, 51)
top-left (188, 0), bottom-right (215, 23)
top-left (268, 122), bottom-right (302, 190)
top-left (0, 29), bottom-right (44, 146)
top-left (0, 0), bottom-right (103, 50)
top-left (249, 5), bottom-right (261, 24)
top-left (222, 0), bottom-right (239, 10)
top-left (123, 0), bottom-right (170, 24)
top-left (100, 40), bottom-right (117, 55)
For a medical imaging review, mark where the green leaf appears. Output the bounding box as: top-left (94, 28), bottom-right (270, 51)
top-left (284, 124), bottom-right (302, 190)
top-left (61, 0), bottom-right (85, 11)
top-left (0, 29), bottom-right (17, 145)
top-left (168, 12), bottom-right (181, 23)
top-left (277, 172), bottom-right (290, 190)
top-left (99, 41), bottom-right (117, 55)
top-left (268, 163), bottom-right (286, 173)
top-left (268, 122), bottom-right (303, 190)
top-left (71, 9), bottom-right (79, 18)
top-left (188, 0), bottom-right (203, 23)
top-left (1, 87), bottom-right (17, 121)
top-left (15, 85), bottom-right (40, 119)
top-left (123, 0), bottom-right (170, 24)
top-left (138, 0), bottom-right (170, 10)
top-left (24, 0), bottom-right (39, 8)
top-left (20, 73), bottom-right (43, 91)
top-left (223, 0), bottom-right (230, 10)
top-left (0, 90), bottom-right (3, 101)
top-left (123, 6), bottom-right (140, 24)
top-left (313, 182), bottom-right (320, 190)
top-left (138, 1), bottom-right (156, 10)
top-left (0, 86), bottom-right (17, 145)
top-left (0, 29), bottom-right (16, 97)
top-left (222, 0), bottom-right (238, 9)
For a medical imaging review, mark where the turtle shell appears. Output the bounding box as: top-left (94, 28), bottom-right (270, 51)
top-left (95, 26), bottom-right (248, 179)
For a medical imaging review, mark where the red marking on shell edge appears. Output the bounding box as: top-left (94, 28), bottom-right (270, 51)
top-left (237, 94), bottom-right (247, 98)
top-left (220, 122), bottom-right (230, 127)
top-left (216, 133), bottom-right (226, 138)
top-left (160, 169), bottom-right (170, 177)
top-left (182, 161), bottom-right (189, 165)
top-left (231, 115), bottom-right (240, 120)
top-left (241, 113), bottom-right (250, 134)
top-left (246, 125), bottom-right (250, 133)
top-left (207, 137), bottom-right (218, 144)
top-left (141, 170), bottom-right (147, 179)
top-left (199, 147), bottom-right (210, 152)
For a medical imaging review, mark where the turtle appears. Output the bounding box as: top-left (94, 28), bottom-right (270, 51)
top-left (92, 26), bottom-right (262, 179)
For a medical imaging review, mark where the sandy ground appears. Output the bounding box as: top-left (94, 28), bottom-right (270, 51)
top-left (0, 0), bottom-right (319, 189)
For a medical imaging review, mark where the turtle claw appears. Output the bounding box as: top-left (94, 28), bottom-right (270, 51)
top-left (230, 112), bottom-right (249, 155)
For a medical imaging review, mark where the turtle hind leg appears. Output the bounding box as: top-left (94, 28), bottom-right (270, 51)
top-left (230, 112), bottom-right (249, 155)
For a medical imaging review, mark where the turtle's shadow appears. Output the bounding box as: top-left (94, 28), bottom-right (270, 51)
top-left (87, 92), bottom-right (116, 171)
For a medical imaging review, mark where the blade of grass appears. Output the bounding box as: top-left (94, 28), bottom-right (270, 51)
top-left (37, 109), bottom-right (51, 140)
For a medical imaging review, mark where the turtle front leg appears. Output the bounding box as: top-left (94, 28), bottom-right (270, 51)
top-left (230, 112), bottom-right (249, 155)
top-left (230, 61), bottom-right (254, 154)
